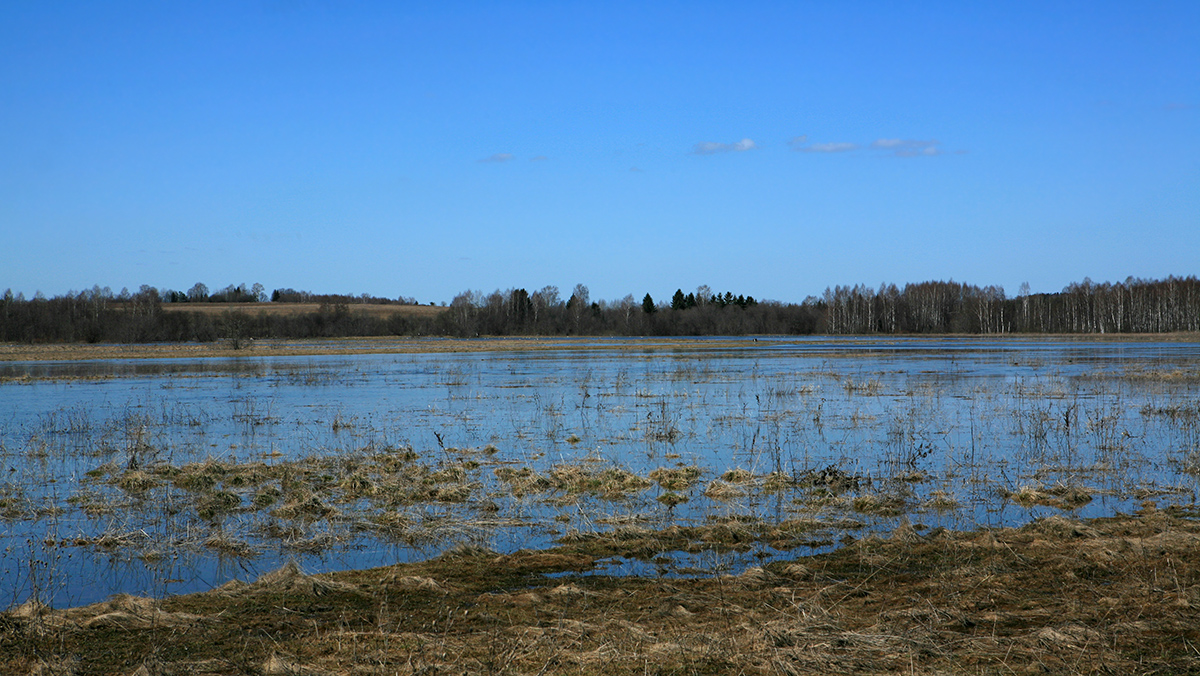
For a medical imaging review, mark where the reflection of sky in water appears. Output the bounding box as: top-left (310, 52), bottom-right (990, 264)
top-left (1, 337), bottom-right (1198, 607)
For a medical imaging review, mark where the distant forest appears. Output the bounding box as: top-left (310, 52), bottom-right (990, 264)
top-left (1, 276), bottom-right (1198, 344)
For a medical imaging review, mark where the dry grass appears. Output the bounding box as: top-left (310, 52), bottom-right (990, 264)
top-left (9, 333), bottom-right (1196, 365)
top-left (0, 336), bottom-right (769, 363)
top-left (648, 465), bottom-right (703, 491)
top-left (4, 507), bottom-right (1198, 675)
top-left (1006, 483), bottom-right (1095, 510)
top-left (156, 302), bottom-right (445, 318)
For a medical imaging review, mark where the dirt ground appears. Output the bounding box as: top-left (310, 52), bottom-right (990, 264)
top-left (3, 506), bottom-right (1198, 675)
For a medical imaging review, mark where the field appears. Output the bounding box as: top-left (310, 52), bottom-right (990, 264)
top-left (0, 336), bottom-right (1198, 674)
top-left (157, 302), bottom-right (447, 318)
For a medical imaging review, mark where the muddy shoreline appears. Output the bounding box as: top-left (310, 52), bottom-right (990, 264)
top-left (3, 508), bottom-right (1198, 675)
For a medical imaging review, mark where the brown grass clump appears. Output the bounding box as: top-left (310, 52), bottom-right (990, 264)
top-left (648, 465), bottom-right (702, 491)
top-left (271, 495), bottom-right (336, 521)
top-left (3, 510), bottom-right (1200, 675)
top-left (656, 491), bottom-right (688, 507)
top-left (196, 489), bottom-right (241, 520)
top-left (703, 479), bottom-right (746, 501)
top-left (0, 484), bottom-right (32, 520)
top-left (493, 466), bottom-right (552, 496)
top-left (721, 468), bottom-right (754, 483)
top-left (547, 463), bottom-right (651, 499)
top-left (430, 483), bottom-right (473, 503)
top-left (761, 470), bottom-right (794, 494)
top-left (799, 465), bottom-right (864, 493)
top-left (338, 472), bottom-right (376, 497)
top-left (924, 489), bottom-right (960, 511)
top-left (203, 532), bottom-right (257, 558)
top-left (851, 493), bottom-right (906, 516)
top-left (1008, 483), bottom-right (1094, 510)
top-left (5, 594), bottom-right (206, 634)
top-left (115, 470), bottom-right (159, 494)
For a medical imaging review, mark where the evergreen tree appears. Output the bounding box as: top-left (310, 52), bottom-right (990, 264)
top-left (671, 289), bottom-right (686, 310)
top-left (642, 293), bottom-right (656, 314)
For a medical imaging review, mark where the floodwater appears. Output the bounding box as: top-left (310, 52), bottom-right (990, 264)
top-left (1, 337), bottom-right (1198, 607)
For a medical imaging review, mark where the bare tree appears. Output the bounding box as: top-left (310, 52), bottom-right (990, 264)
top-left (187, 283), bottom-right (209, 302)
top-left (571, 284), bottom-right (590, 307)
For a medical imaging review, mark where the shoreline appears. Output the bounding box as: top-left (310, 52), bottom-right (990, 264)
top-left (3, 332), bottom-right (1198, 363)
top-left (3, 508), bottom-right (1198, 675)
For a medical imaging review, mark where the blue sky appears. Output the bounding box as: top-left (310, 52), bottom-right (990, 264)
top-left (2, 1), bottom-right (1197, 304)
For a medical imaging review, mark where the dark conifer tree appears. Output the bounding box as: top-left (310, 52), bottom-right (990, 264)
top-left (671, 289), bottom-right (686, 310)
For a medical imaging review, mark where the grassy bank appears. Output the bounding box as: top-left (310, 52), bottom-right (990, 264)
top-left (4, 507), bottom-right (1198, 675)
top-left (3, 332), bottom-right (1199, 364)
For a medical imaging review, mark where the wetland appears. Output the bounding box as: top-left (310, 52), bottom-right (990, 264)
top-left (1, 336), bottom-right (1199, 674)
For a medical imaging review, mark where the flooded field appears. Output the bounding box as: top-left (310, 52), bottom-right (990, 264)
top-left (2, 337), bottom-right (1198, 608)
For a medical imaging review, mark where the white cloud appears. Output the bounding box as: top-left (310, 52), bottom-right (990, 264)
top-left (902, 146), bottom-right (943, 157)
top-left (870, 139), bottom-right (942, 157)
top-left (790, 135), bottom-right (958, 157)
top-left (478, 153), bottom-right (515, 163)
top-left (692, 138), bottom-right (758, 155)
top-left (799, 142), bottom-right (859, 153)
top-left (529, 155), bottom-right (549, 162)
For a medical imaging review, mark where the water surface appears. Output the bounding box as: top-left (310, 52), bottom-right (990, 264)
top-left (2, 337), bottom-right (1197, 607)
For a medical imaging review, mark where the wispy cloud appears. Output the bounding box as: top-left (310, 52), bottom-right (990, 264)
top-left (789, 134), bottom-right (961, 157)
top-left (1165, 103), bottom-right (1197, 111)
top-left (871, 139), bottom-right (942, 157)
top-left (529, 155), bottom-right (549, 162)
top-left (808, 142), bottom-right (859, 153)
top-left (478, 153), bottom-right (515, 163)
top-left (692, 138), bottom-right (757, 155)
top-left (790, 136), bottom-right (859, 153)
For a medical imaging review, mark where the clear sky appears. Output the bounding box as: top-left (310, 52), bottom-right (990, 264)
top-left (2, 1), bottom-right (1197, 304)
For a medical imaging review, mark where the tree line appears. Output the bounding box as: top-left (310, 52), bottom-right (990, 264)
top-left (1, 276), bottom-right (1197, 344)
top-left (819, 277), bottom-right (1200, 334)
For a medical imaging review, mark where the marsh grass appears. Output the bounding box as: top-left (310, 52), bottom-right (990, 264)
top-left (493, 466), bottom-right (551, 496)
top-left (851, 493), bottom-right (908, 517)
top-left (721, 468), bottom-right (754, 484)
top-left (4, 339), bottom-right (1200, 625)
top-left (703, 479), bottom-right (745, 502)
top-left (647, 465), bottom-right (702, 491)
top-left (546, 463), bottom-right (652, 499)
top-left (0, 483), bottom-right (33, 520)
top-left (843, 378), bottom-right (883, 395)
top-left (1006, 483), bottom-right (1094, 510)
